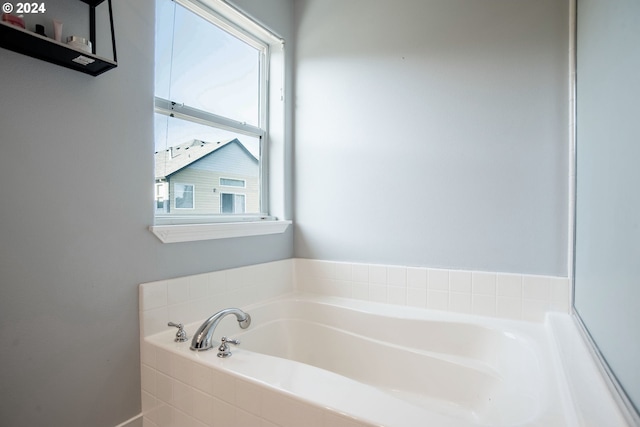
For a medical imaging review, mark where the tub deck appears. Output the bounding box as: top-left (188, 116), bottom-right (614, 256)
top-left (144, 294), bottom-right (580, 427)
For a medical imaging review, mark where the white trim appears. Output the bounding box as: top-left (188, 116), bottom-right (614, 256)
top-left (149, 219), bottom-right (291, 243)
top-left (568, 0), bottom-right (577, 287)
top-left (113, 413), bottom-right (142, 427)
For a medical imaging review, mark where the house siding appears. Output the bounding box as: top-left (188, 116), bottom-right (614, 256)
top-left (163, 142), bottom-right (260, 215)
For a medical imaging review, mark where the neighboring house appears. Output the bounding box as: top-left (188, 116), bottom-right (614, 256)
top-left (155, 138), bottom-right (259, 215)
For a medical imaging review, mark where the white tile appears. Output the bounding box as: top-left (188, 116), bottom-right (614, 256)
top-left (549, 299), bottom-right (570, 314)
top-left (191, 362), bottom-right (213, 395)
top-left (449, 271), bottom-right (471, 293)
top-left (168, 302), bottom-right (193, 327)
top-left (369, 264), bottom-right (387, 285)
top-left (387, 266), bottom-right (407, 287)
top-left (141, 340), bottom-right (157, 368)
top-left (227, 267), bottom-right (246, 288)
top-left (427, 269), bottom-right (449, 291)
top-left (236, 409), bottom-right (263, 427)
top-left (522, 298), bottom-right (549, 322)
top-left (496, 273), bottom-right (522, 298)
top-left (369, 284), bottom-right (387, 303)
top-left (142, 306), bottom-right (168, 337)
top-left (235, 378), bottom-right (263, 416)
top-left (260, 391), bottom-right (290, 427)
top-left (141, 390), bottom-right (158, 413)
top-left (212, 369), bottom-right (236, 404)
top-left (472, 272), bottom-right (496, 295)
top-left (167, 277), bottom-right (191, 304)
top-left (406, 288), bottom-right (427, 308)
top-left (335, 262), bottom-right (353, 281)
top-left (155, 348), bottom-right (172, 376)
top-left (141, 282), bottom-right (168, 311)
top-left (388, 286), bottom-right (407, 305)
top-left (550, 277), bottom-right (570, 303)
top-left (171, 352), bottom-right (194, 385)
top-left (191, 389), bottom-right (213, 424)
top-left (147, 402), bottom-right (172, 427)
top-left (141, 364), bottom-right (156, 394)
top-left (323, 411), bottom-right (370, 427)
top-left (406, 267), bottom-right (427, 289)
top-left (308, 260), bottom-right (336, 279)
top-left (496, 296), bottom-right (522, 320)
top-left (449, 292), bottom-right (472, 314)
top-left (156, 372), bottom-right (173, 404)
top-left (212, 397), bottom-right (236, 427)
top-left (472, 294), bottom-right (496, 317)
top-left (351, 282), bottom-right (369, 300)
top-left (352, 263), bottom-right (369, 283)
top-left (173, 380), bottom-right (194, 414)
top-left (285, 399), bottom-right (324, 427)
top-left (523, 276), bottom-right (551, 300)
top-left (190, 274), bottom-right (210, 300)
top-left (208, 270), bottom-right (227, 295)
top-left (427, 290), bottom-right (449, 311)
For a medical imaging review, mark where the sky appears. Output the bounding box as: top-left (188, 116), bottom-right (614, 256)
top-left (154, 0), bottom-right (261, 157)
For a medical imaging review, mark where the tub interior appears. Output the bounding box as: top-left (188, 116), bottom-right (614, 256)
top-left (214, 297), bottom-right (545, 425)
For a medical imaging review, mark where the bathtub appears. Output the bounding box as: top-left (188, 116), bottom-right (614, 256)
top-left (142, 293), bottom-right (598, 427)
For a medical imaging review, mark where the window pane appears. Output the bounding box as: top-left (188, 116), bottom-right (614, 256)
top-left (174, 183), bottom-right (194, 209)
top-left (155, 0), bottom-right (261, 126)
top-left (220, 178), bottom-right (245, 187)
top-left (155, 114), bottom-right (261, 216)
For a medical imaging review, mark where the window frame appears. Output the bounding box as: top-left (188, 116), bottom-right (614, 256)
top-left (173, 182), bottom-right (195, 210)
top-left (149, 0), bottom-right (292, 243)
top-left (153, 0), bottom-right (270, 225)
top-left (220, 192), bottom-right (246, 214)
top-left (220, 177), bottom-right (246, 188)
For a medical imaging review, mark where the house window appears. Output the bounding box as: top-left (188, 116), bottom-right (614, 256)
top-left (154, 0), bottom-right (272, 224)
top-left (174, 183), bottom-right (194, 209)
top-left (220, 178), bottom-right (246, 188)
top-left (221, 193), bottom-right (246, 214)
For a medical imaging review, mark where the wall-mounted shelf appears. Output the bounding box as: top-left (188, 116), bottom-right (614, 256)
top-left (0, 0), bottom-right (117, 76)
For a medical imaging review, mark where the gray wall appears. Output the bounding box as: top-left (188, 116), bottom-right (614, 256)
top-left (0, 1), bottom-right (293, 426)
top-left (294, 0), bottom-right (570, 276)
top-left (574, 0), bottom-right (640, 414)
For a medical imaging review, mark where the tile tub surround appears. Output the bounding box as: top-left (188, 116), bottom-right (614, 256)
top-left (139, 259), bottom-right (294, 337)
top-left (140, 258), bottom-right (571, 339)
top-left (294, 259), bottom-right (571, 322)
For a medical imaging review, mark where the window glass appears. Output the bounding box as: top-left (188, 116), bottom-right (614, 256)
top-left (154, 113), bottom-right (260, 216)
top-left (155, 0), bottom-right (260, 126)
top-left (221, 193), bottom-right (246, 214)
top-left (154, 0), bottom-right (266, 223)
top-left (174, 183), bottom-right (194, 209)
top-left (220, 178), bottom-right (246, 187)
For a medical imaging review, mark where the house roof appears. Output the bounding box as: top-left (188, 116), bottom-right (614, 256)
top-left (155, 138), bottom-right (257, 180)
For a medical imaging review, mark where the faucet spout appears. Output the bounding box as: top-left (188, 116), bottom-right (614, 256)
top-left (190, 308), bottom-right (251, 351)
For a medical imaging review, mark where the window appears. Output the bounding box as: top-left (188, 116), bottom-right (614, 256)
top-left (220, 178), bottom-right (246, 188)
top-left (174, 183), bottom-right (194, 209)
top-left (154, 0), bottom-right (271, 224)
top-left (221, 193), bottom-right (246, 213)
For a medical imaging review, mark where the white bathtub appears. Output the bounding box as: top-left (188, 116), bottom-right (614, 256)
top-left (143, 293), bottom-right (601, 427)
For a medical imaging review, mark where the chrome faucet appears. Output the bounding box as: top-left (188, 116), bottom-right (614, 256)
top-left (190, 308), bottom-right (251, 351)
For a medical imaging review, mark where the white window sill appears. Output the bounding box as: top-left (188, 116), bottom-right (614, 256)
top-left (149, 220), bottom-right (292, 243)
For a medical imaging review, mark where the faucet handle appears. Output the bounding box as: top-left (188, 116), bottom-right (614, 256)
top-left (217, 336), bottom-right (239, 358)
top-left (222, 336), bottom-right (240, 345)
top-left (168, 322), bottom-right (188, 342)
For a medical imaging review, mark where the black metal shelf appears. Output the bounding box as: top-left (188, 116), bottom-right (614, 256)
top-left (0, 0), bottom-right (117, 76)
top-left (79, 0), bottom-right (108, 6)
